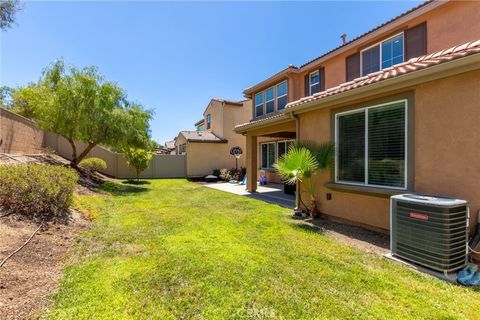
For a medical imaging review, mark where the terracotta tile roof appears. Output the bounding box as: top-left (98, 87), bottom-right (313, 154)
top-left (234, 113), bottom-right (290, 131)
top-left (243, 65), bottom-right (298, 95)
top-left (194, 118), bottom-right (205, 126)
top-left (179, 131), bottom-right (227, 143)
top-left (212, 98), bottom-right (244, 106)
top-left (300, 0), bottom-right (435, 68)
top-left (287, 40), bottom-right (480, 109)
top-left (164, 140), bottom-right (175, 149)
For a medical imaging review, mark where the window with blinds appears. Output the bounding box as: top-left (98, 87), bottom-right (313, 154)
top-left (261, 140), bottom-right (294, 169)
top-left (261, 142), bottom-right (276, 169)
top-left (336, 100), bottom-right (406, 189)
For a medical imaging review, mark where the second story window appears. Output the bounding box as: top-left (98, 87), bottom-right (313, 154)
top-left (206, 114), bottom-right (211, 129)
top-left (361, 33), bottom-right (404, 76)
top-left (254, 81), bottom-right (288, 118)
top-left (361, 45), bottom-right (380, 76)
top-left (381, 34), bottom-right (404, 69)
top-left (276, 81), bottom-right (287, 110)
top-left (309, 71), bottom-right (320, 95)
top-left (265, 87), bottom-right (275, 114)
top-left (255, 92), bottom-right (264, 117)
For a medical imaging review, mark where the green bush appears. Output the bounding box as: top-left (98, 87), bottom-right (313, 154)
top-left (212, 169), bottom-right (221, 177)
top-left (219, 168), bottom-right (243, 181)
top-left (79, 157), bottom-right (107, 173)
top-left (0, 164), bottom-right (78, 221)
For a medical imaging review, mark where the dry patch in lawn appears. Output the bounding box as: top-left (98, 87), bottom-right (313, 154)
top-left (0, 210), bottom-right (90, 319)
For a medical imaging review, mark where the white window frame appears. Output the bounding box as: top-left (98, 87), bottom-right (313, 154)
top-left (260, 142), bottom-right (276, 169)
top-left (265, 86), bottom-right (275, 114)
top-left (276, 139), bottom-right (294, 160)
top-left (334, 99), bottom-right (408, 190)
top-left (276, 81), bottom-right (288, 110)
top-left (360, 32), bottom-right (405, 77)
top-left (206, 114), bottom-right (211, 129)
top-left (309, 70), bottom-right (320, 95)
top-left (255, 81), bottom-right (288, 118)
top-left (260, 140), bottom-right (295, 169)
top-left (255, 92), bottom-right (264, 117)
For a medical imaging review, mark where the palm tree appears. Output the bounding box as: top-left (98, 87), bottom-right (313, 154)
top-left (274, 141), bottom-right (334, 217)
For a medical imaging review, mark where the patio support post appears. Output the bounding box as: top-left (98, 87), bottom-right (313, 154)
top-left (246, 134), bottom-right (257, 192)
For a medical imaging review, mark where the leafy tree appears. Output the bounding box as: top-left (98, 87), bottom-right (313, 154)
top-left (274, 142), bottom-right (334, 217)
top-left (1, 0), bottom-right (22, 30)
top-left (124, 148), bottom-right (152, 182)
top-left (16, 60), bottom-right (152, 168)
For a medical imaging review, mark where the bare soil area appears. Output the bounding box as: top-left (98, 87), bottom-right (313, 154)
top-left (0, 210), bottom-right (90, 319)
top-left (299, 217), bottom-right (390, 255)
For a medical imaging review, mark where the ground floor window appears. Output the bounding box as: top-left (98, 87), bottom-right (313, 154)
top-left (335, 100), bottom-right (407, 189)
top-left (261, 140), bottom-right (294, 169)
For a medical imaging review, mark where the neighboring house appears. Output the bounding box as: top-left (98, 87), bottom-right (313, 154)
top-left (235, 0), bottom-right (480, 232)
top-left (157, 140), bottom-right (176, 155)
top-left (195, 119), bottom-right (205, 132)
top-left (175, 98), bottom-right (251, 177)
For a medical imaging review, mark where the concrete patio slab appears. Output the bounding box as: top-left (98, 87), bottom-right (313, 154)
top-left (203, 182), bottom-right (295, 208)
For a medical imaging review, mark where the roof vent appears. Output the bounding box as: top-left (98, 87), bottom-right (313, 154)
top-left (340, 33), bottom-right (347, 45)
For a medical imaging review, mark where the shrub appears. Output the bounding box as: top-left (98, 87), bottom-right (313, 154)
top-left (0, 164), bottom-right (78, 221)
top-left (219, 168), bottom-right (242, 181)
top-left (79, 157), bottom-right (107, 173)
top-left (212, 169), bottom-right (221, 177)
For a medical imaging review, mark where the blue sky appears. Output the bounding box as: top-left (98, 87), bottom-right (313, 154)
top-left (1, 1), bottom-right (422, 144)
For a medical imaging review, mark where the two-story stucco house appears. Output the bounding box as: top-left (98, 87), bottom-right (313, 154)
top-left (176, 98), bottom-right (252, 178)
top-left (235, 0), bottom-right (480, 232)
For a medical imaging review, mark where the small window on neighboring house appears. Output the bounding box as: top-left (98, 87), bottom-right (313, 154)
top-left (255, 92), bottom-right (264, 117)
top-left (265, 87), bottom-right (275, 114)
top-left (309, 71), bottom-right (320, 95)
top-left (178, 143), bottom-right (187, 154)
top-left (276, 81), bottom-right (288, 110)
top-left (197, 124), bottom-right (205, 132)
top-left (336, 100), bottom-right (407, 189)
top-left (206, 114), bottom-right (211, 129)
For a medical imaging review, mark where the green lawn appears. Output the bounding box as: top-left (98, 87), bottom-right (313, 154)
top-left (46, 179), bottom-right (480, 319)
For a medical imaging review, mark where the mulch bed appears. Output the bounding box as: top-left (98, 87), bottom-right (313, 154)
top-left (299, 217), bottom-right (390, 255)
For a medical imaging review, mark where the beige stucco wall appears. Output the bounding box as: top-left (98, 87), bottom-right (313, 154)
top-left (0, 107), bottom-right (45, 154)
top-left (296, 69), bottom-right (480, 231)
top-left (186, 142), bottom-right (239, 177)
top-left (414, 69), bottom-right (480, 231)
top-left (182, 99), bottom-right (252, 177)
top-left (204, 100), bottom-right (224, 137)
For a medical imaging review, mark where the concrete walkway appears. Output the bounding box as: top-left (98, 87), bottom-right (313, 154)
top-left (203, 182), bottom-right (295, 208)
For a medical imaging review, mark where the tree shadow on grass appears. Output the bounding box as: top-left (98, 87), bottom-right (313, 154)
top-left (122, 179), bottom-right (151, 185)
top-left (99, 181), bottom-right (149, 196)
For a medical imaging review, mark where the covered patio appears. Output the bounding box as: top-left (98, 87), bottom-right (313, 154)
top-left (237, 115), bottom-right (297, 193)
top-left (204, 182), bottom-right (295, 208)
